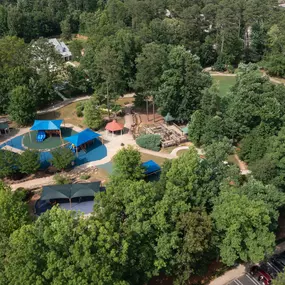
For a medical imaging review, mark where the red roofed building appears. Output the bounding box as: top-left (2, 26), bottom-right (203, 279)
top-left (105, 120), bottom-right (124, 136)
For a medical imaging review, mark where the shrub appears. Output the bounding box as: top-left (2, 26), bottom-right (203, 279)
top-left (19, 150), bottom-right (40, 174)
top-left (212, 55), bottom-right (226, 72)
top-left (80, 174), bottom-right (90, 180)
top-left (50, 148), bottom-right (74, 171)
top-left (136, 134), bottom-right (161, 151)
top-left (15, 187), bottom-right (33, 201)
top-left (0, 150), bottom-right (19, 178)
top-left (76, 102), bottom-right (85, 117)
top-left (53, 174), bottom-right (72, 185)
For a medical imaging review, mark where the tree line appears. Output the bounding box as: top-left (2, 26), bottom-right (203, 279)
top-left (1, 0), bottom-right (285, 122)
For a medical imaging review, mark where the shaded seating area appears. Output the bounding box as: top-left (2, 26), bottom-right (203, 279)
top-left (30, 120), bottom-right (63, 143)
top-left (35, 182), bottom-right (104, 215)
top-left (0, 118), bottom-right (9, 135)
top-left (105, 119), bottom-right (124, 136)
top-left (142, 160), bottom-right (161, 176)
top-left (181, 126), bottom-right (188, 135)
top-left (65, 128), bottom-right (102, 156)
top-left (164, 113), bottom-right (175, 124)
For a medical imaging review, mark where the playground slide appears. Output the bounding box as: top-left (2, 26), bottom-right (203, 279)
top-left (70, 145), bottom-right (76, 153)
top-left (37, 131), bottom-right (46, 142)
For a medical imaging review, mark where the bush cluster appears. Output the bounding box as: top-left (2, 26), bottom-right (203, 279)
top-left (76, 102), bottom-right (85, 117)
top-left (0, 149), bottom-right (40, 178)
top-left (136, 134), bottom-right (161, 152)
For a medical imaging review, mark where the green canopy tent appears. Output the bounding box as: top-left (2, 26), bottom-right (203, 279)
top-left (164, 113), bottom-right (175, 123)
top-left (182, 126), bottom-right (189, 135)
top-left (41, 182), bottom-right (102, 208)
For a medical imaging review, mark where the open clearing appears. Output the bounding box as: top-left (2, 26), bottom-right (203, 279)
top-left (212, 76), bottom-right (236, 97)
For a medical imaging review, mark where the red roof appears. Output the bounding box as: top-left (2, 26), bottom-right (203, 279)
top-left (105, 120), bottom-right (124, 132)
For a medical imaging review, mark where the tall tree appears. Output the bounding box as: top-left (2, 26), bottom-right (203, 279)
top-left (156, 46), bottom-right (211, 120)
top-left (83, 95), bottom-right (103, 129)
top-left (8, 85), bottom-right (36, 126)
top-left (212, 187), bottom-right (275, 266)
top-left (0, 182), bottom-right (30, 283)
top-left (92, 45), bottom-right (125, 117)
top-left (112, 146), bottom-right (144, 180)
top-left (135, 42), bottom-right (168, 112)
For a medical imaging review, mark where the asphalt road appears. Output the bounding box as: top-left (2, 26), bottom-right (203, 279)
top-left (228, 274), bottom-right (261, 285)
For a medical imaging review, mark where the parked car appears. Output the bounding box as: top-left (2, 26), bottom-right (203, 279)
top-left (250, 266), bottom-right (272, 285)
top-left (260, 262), bottom-right (279, 279)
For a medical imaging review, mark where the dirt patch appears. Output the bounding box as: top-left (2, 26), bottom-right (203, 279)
top-left (140, 152), bottom-right (168, 166)
top-left (89, 168), bottom-right (109, 184)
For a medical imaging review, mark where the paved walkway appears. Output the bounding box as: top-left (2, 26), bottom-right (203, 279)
top-left (0, 128), bottom-right (30, 145)
top-left (1, 145), bottom-right (23, 154)
top-left (208, 265), bottom-right (245, 285)
top-left (124, 114), bottom-right (133, 132)
top-left (11, 176), bottom-right (55, 190)
top-left (37, 95), bottom-right (91, 115)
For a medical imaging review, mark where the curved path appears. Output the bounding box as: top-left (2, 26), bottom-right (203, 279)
top-left (37, 95), bottom-right (91, 115)
top-left (170, 145), bottom-right (204, 157)
top-left (170, 146), bottom-right (189, 157)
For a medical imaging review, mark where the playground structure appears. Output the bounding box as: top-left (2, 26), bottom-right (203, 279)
top-left (143, 123), bottom-right (187, 148)
top-left (65, 128), bottom-right (103, 157)
top-left (30, 120), bottom-right (64, 143)
top-left (36, 131), bottom-right (46, 142)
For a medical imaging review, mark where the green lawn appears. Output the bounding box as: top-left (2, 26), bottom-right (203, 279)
top-left (212, 76), bottom-right (236, 97)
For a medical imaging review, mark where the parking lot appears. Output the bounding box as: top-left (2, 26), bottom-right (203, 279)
top-left (228, 274), bottom-right (262, 285)
top-left (228, 259), bottom-right (283, 285)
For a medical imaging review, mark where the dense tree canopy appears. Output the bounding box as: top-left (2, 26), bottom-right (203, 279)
top-left (212, 186), bottom-right (275, 266)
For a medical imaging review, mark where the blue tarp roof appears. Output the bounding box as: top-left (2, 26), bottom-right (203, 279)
top-left (142, 160), bottom-right (161, 175)
top-left (30, 120), bottom-right (63, 131)
top-left (64, 128), bottom-right (101, 147)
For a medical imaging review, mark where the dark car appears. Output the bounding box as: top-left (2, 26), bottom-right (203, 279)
top-left (260, 262), bottom-right (279, 279)
top-left (250, 266), bottom-right (272, 285)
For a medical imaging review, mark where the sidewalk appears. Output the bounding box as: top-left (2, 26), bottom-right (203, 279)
top-left (37, 95), bottom-right (91, 115)
top-left (208, 241), bottom-right (285, 285)
top-left (208, 265), bottom-right (245, 285)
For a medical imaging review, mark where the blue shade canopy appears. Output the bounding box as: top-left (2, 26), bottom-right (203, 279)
top-left (30, 120), bottom-right (63, 131)
top-left (142, 160), bottom-right (161, 175)
top-left (64, 128), bottom-right (101, 147)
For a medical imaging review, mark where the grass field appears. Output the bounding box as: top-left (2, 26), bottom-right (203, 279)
top-left (212, 76), bottom-right (236, 97)
top-left (38, 102), bottom-right (87, 128)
